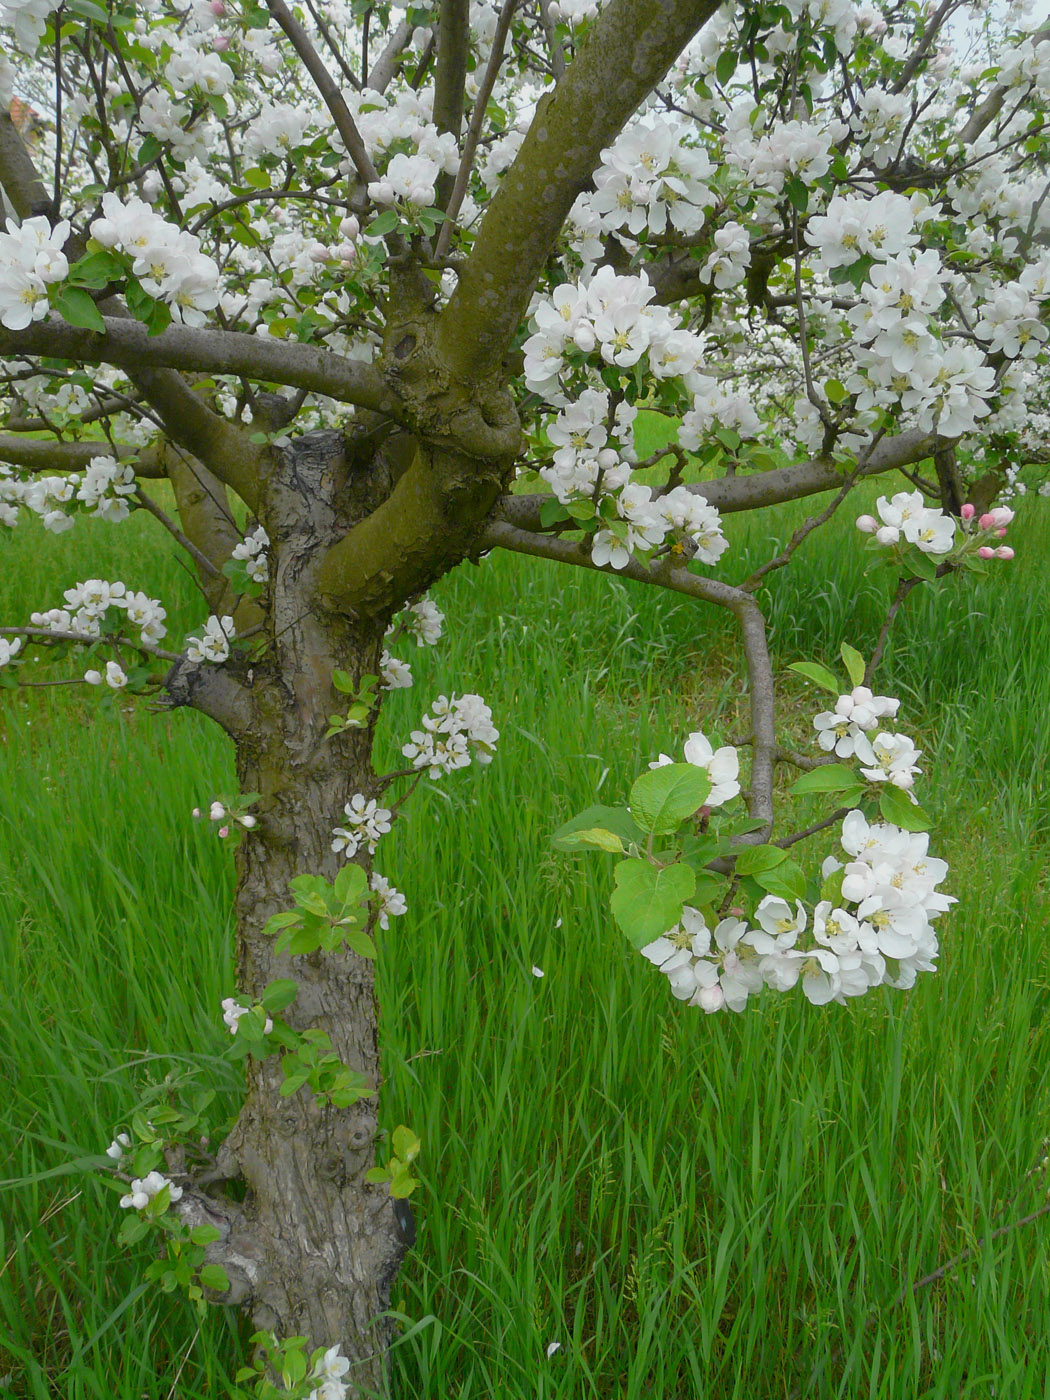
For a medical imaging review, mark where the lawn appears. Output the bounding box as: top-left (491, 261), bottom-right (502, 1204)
top-left (1, 479), bottom-right (1049, 1398)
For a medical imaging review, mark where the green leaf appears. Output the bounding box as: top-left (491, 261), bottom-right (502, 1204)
top-left (391, 1125), bottom-right (421, 1162)
top-left (344, 928), bottom-right (377, 960)
top-left (262, 910), bottom-right (301, 936)
top-left (365, 210), bottom-right (399, 237)
top-left (821, 865), bottom-right (846, 905)
top-left (189, 1224), bottom-right (221, 1246)
top-left (789, 763), bottom-right (857, 796)
top-left (68, 0), bottom-right (108, 21)
top-left (388, 1168), bottom-right (418, 1199)
top-left (787, 660), bottom-right (841, 695)
top-left (565, 499), bottom-right (596, 523)
top-left (716, 49), bottom-right (737, 84)
top-left (609, 858), bottom-right (696, 950)
top-left (67, 249), bottom-right (125, 289)
top-left (753, 859), bottom-right (806, 901)
top-left (629, 764), bottom-right (711, 836)
top-left (260, 979), bottom-right (298, 1013)
top-left (242, 167), bottom-right (271, 189)
top-left (878, 786), bottom-right (931, 832)
top-left (905, 550), bottom-right (938, 582)
top-left (824, 377), bottom-right (848, 404)
top-left (552, 805), bottom-right (644, 851)
top-left (333, 863), bottom-right (367, 905)
top-left (785, 175), bottom-right (809, 213)
top-left (840, 642), bottom-right (865, 688)
top-left (279, 1071), bottom-right (309, 1097)
top-left (554, 826), bottom-right (625, 854)
top-left (539, 498), bottom-right (570, 528)
top-left (199, 1264), bottom-right (230, 1292)
top-left (53, 287), bottom-right (106, 333)
top-left (733, 843), bottom-right (787, 875)
top-left (365, 1166), bottom-right (391, 1185)
top-left (332, 668), bottom-right (355, 694)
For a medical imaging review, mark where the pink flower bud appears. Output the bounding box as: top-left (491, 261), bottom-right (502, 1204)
top-left (978, 513), bottom-right (995, 530)
top-left (338, 215), bottom-right (360, 241)
top-left (960, 503), bottom-right (975, 520)
top-left (218, 825), bottom-right (230, 838)
top-left (212, 34), bottom-right (230, 50)
top-left (996, 528), bottom-right (1008, 537)
top-left (192, 807), bottom-right (202, 820)
top-left (856, 514), bottom-right (878, 533)
top-left (210, 0), bottom-right (224, 12)
top-left (988, 507), bottom-right (1014, 527)
top-left (996, 546), bottom-right (1015, 560)
top-left (977, 546), bottom-right (995, 559)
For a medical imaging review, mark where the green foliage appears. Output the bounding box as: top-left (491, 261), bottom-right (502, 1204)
top-left (325, 671), bottom-right (380, 738)
top-left (366, 1125), bottom-right (422, 1199)
top-left (262, 867), bottom-right (375, 958)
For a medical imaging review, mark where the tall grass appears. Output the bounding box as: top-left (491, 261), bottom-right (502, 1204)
top-left (1, 487), bottom-right (1048, 1398)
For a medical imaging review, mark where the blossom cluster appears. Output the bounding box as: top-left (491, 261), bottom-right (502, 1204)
top-left (522, 267), bottom-right (706, 400)
top-left (856, 493), bottom-right (1015, 561)
top-left (0, 216), bottom-right (70, 331)
top-left (1, 453), bottom-right (138, 533)
top-left (118, 1169), bottom-right (183, 1212)
top-left (331, 796), bottom-right (393, 858)
top-left (582, 112), bottom-right (715, 243)
top-left (230, 526), bottom-right (270, 585)
top-left (402, 694), bottom-right (499, 778)
top-left (370, 872), bottom-right (407, 930)
top-left (221, 997), bottom-right (272, 1036)
top-left (29, 578), bottom-right (168, 646)
top-left (90, 194), bottom-right (220, 328)
top-left (185, 614), bottom-right (235, 665)
top-left (306, 1344), bottom-right (351, 1400)
top-left (642, 809), bottom-right (951, 1013)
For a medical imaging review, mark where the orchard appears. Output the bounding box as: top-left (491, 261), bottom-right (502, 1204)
top-left (1, 0), bottom-right (1050, 1395)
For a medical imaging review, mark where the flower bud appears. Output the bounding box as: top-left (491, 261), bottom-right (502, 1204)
top-left (218, 825), bottom-right (230, 839)
top-left (209, 800), bottom-right (226, 821)
top-left (573, 324), bottom-right (596, 353)
top-left (338, 216), bottom-right (360, 241)
top-left (238, 814), bottom-right (257, 829)
top-left (192, 807), bottom-right (202, 820)
top-left (995, 546), bottom-right (1015, 560)
top-left (875, 525), bottom-right (900, 545)
top-left (212, 34), bottom-right (230, 50)
top-left (977, 546), bottom-right (995, 559)
top-left (978, 513), bottom-right (995, 530)
top-left (84, 669), bottom-right (103, 685)
top-left (960, 503), bottom-right (975, 520)
top-left (596, 448), bottom-right (619, 470)
top-left (696, 984), bottom-right (725, 1014)
top-left (855, 514), bottom-right (878, 533)
top-left (210, 0), bottom-right (225, 12)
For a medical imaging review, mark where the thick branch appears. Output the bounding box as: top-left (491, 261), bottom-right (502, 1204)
top-left (0, 436), bottom-right (154, 473)
top-left (433, 0), bottom-right (471, 144)
top-left (498, 429), bottom-right (941, 531)
top-left (436, 0), bottom-right (721, 382)
top-left (0, 318), bottom-right (402, 419)
top-left (0, 111), bottom-right (51, 218)
top-left (369, 19), bottom-right (414, 93)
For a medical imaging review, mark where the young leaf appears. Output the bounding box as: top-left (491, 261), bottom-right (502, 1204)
top-left (610, 858), bottom-right (696, 949)
top-left (753, 859), bottom-right (806, 901)
top-left (840, 642), bottom-right (866, 688)
top-left (53, 287), bottom-right (106, 333)
top-left (554, 826), bottom-right (625, 854)
top-left (787, 660), bottom-right (841, 694)
top-left (629, 763), bottom-right (710, 836)
top-left (878, 786), bottom-right (930, 832)
top-left (789, 763), bottom-right (858, 796)
top-left (199, 1264), bottom-right (230, 1291)
top-left (732, 843), bottom-right (787, 875)
top-left (552, 805), bottom-right (644, 850)
top-left (260, 978), bottom-right (298, 1013)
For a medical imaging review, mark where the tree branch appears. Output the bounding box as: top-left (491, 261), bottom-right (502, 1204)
top-left (0, 111), bottom-right (51, 217)
top-left (498, 428), bottom-right (941, 531)
top-left (436, 0), bottom-right (722, 383)
top-left (437, 0), bottom-right (519, 256)
top-left (368, 19), bottom-right (414, 94)
top-left (0, 318), bottom-right (403, 419)
top-left (0, 436), bottom-right (155, 474)
top-left (265, 0), bottom-right (380, 187)
top-left (432, 0), bottom-right (471, 147)
top-left (480, 519), bottom-right (777, 836)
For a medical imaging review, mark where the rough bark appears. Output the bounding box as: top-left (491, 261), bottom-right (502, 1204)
top-left (167, 429), bottom-right (421, 1394)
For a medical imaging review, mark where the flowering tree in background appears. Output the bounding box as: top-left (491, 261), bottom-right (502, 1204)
top-left (1, 0), bottom-right (1049, 1391)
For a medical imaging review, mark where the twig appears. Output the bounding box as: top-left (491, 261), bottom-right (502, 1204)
top-left (134, 487), bottom-right (223, 580)
top-left (740, 465), bottom-right (863, 592)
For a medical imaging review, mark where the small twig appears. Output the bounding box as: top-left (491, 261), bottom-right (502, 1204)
top-left (536, 0), bottom-right (566, 79)
top-left (0, 625), bottom-right (182, 664)
top-left (740, 465), bottom-right (863, 592)
top-left (774, 807), bottom-right (852, 850)
top-left (863, 576), bottom-right (923, 684)
top-left (134, 487), bottom-right (223, 580)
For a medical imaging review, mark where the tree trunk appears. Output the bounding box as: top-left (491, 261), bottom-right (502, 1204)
top-left (170, 428), bottom-right (421, 1395)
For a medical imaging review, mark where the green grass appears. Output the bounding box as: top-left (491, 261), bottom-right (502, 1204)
top-left (2, 486), bottom-right (1050, 1398)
